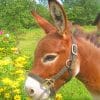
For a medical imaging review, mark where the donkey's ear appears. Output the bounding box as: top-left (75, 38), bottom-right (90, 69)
top-left (31, 11), bottom-right (57, 34)
top-left (48, 0), bottom-right (69, 36)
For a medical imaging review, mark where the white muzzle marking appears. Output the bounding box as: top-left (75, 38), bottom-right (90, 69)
top-left (25, 76), bottom-right (50, 100)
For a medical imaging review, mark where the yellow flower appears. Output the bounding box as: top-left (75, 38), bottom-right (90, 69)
top-left (15, 57), bottom-right (26, 63)
top-left (11, 47), bottom-right (19, 54)
top-left (11, 47), bottom-right (18, 51)
top-left (13, 89), bottom-right (20, 94)
top-left (4, 60), bottom-right (11, 65)
top-left (0, 88), bottom-right (4, 93)
top-left (14, 63), bottom-right (24, 68)
top-left (15, 70), bottom-right (24, 74)
top-left (14, 95), bottom-right (21, 100)
top-left (17, 77), bottom-right (25, 82)
top-left (55, 93), bottom-right (63, 100)
top-left (0, 48), bottom-right (4, 51)
top-left (11, 82), bottom-right (19, 88)
top-left (5, 93), bottom-right (10, 98)
top-left (14, 56), bottom-right (27, 67)
top-left (0, 59), bottom-right (11, 66)
top-left (2, 78), bottom-right (13, 85)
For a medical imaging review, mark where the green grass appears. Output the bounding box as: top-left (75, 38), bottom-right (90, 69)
top-left (17, 28), bottom-right (44, 57)
top-left (17, 28), bottom-right (93, 100)
top-left (58, 79), bottom-right (92, 100)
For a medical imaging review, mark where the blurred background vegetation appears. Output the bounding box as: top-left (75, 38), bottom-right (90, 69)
top-left (0, 0), bottom-right (100, 32)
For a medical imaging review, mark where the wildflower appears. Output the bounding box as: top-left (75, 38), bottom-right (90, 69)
top-left (14, 95), bottom-right (21, 100)
top-left (0, 60), bottom-right (3, 66)
top-left (0, 88), bottom-right (4, 93)
top-left (15, 70), bottom-right (24, 74)
top-left (11, 47), bottom-right (18, 51)
top-left (14, 63), bottom-right (24, 68)
top-left (13, 89), bottom-right (20, 94)
top-left (11, 47), bottom-right (19, 54)
top-left (11, 81), bottom-right (19, 88)
top-left (0, 59), bottom-right (11, 66)
top-left (17, 77), bottom-right (25, 82)
top-left (0, 31), bottom-right (3, 35)
top-left (14, 56), bottom-right (27, 67)
top-left (0, 48), bottom-right (4, 52)
top-left (4, 93), bottom-right (10, 98)
top-left (55, 93), bottom-right (63, 100)
top-left (3, 60), bottom-right (11, 65)
top-left (2, 78), bottom-right (13, 85)
top-left (5, 33), bottom-right (10, 38)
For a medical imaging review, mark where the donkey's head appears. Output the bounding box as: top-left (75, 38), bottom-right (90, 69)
top-left (25, 0), bottom-right (80, 99)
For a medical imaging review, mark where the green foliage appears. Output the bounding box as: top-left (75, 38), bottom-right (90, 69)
top-left (0, 0), bottom-right (99, 32)
top-left (0, 0), bottom-right (51, 32)
top-left (63, 0), bottom-right (100, 25)
top-left (35, 4), bottom-right (51, 21)
top-left (0, 0), bottom-right (37, 32)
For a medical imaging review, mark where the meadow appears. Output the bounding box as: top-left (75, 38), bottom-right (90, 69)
top-left (0, 26), bottom-right (95, 100)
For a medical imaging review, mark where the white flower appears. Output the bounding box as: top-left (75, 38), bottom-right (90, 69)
top-left (5, 34), bottom-right (10, 38)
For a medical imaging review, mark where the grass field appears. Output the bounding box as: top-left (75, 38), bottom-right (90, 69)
top-left (17, 27), bottom-right (95, 100)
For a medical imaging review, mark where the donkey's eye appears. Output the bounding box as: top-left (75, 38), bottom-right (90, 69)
top-left (43, 55), bottom-right (56, 62)
top-left (42, 53), bottom-right (58, 63)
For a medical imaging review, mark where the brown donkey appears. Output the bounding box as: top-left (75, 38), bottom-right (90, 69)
top-left (25, 0), bottom-right (100, 100)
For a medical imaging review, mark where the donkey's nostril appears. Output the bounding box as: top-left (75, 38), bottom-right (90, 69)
top-left (30, 89), bottom-right (34, 94)
top-left (29, 88), bottom-right (35, 95)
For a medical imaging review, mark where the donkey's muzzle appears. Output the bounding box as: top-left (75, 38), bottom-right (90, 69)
top-left (25, 76), bottom-right (51, 100)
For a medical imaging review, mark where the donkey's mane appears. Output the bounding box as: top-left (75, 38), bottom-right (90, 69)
top-left (77, 37), bottom-right (100, 61)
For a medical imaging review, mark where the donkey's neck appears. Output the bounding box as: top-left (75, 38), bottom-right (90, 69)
top-left (76, 37), bottom-right (100, 95)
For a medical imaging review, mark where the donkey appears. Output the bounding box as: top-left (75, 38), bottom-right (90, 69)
top-left (25, 0), bottom-right (100, 100)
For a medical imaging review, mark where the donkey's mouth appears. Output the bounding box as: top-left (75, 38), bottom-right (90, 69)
top-left (25, 87), bottom-right (50, 100)
top-left (26, 94), bottom-right (49, 100)
top-left (25, 76), bottom-right (50, 100)
top-left (30, 94), bottom-right (50, 100)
